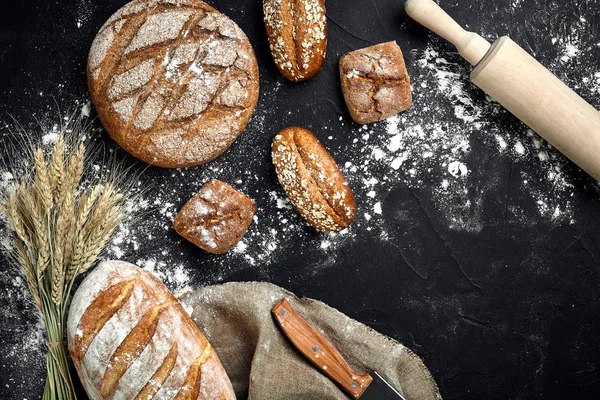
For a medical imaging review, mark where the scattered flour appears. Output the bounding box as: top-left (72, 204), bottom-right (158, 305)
top-left (514, 141), bottom-right (526, 155)
top-left (448, 161), bottom-right (469, 178)
top-left (136, 258), bottom-right (192, 294)
top-left (41, 126), bottom-right (60, 145)
top-left (98, 35), bottom-right (597, 274)
top-left (1, 7), bottom-right (599, 393)
top-left (80, 102), bottom-right (91, 117)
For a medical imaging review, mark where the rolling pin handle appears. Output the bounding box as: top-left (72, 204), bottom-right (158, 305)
top-left (405, 0), bottom-right (491, 65)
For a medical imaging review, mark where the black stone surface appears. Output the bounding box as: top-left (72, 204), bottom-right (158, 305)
top-left (0, 0), bottom-right (599, 399)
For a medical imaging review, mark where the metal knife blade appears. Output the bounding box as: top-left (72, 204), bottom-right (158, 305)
top-left (359, 371), bottom-right (407, 400)
top-left (272, 298), bottom-right (407, 399)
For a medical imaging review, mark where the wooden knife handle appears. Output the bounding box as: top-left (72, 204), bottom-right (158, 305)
top-left (272, 299), bottom-right (373, 399)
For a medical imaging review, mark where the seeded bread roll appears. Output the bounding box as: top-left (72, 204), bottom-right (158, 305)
top-left (272, 127), bottom-right (356, 232)
top-left (263, 0), bottom-right (327, 82)
top-left (67, 260), bottom-right (235, 399)
top-left (88, 0), bottom-right (260, 168)
top-left (340, 41), bottom-right (412, 124)
top-left (173, 180), bottom-right (257, 254)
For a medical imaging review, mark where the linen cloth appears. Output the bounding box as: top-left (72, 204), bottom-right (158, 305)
top-left (179, 282), bottom-right (441, 400)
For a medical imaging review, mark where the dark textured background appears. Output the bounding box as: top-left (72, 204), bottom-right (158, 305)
top-left (1, 0), bottom-right (599, 399)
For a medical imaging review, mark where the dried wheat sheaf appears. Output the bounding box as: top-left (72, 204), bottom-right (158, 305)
top-left (0, 118), bottom-right (134, 400)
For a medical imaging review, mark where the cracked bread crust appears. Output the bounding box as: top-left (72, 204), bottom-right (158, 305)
top-left (173, 180), bottom-right (257, 254)
top-left (339, 41), bottom-right (412, 124)
top-left (67, 261), bottom-right (235, 400)
top-left (88, 0), bottom-right (259, 168)
top-left (263, 0), bottom-right (327, 82)
top-left (272, 127), bottom-right (356, 232)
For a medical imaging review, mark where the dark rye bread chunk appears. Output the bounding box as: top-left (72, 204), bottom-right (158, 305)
top-left (173, 180), bottom-right (257, 254)
top-left (263, 0), bottom-right (326, 82)
top-left (339, 41), bottom-right (412, 124)
top-left (272, 127), bottom-right (356, 232)
top-left (88, 0), bottom-right (260, 168)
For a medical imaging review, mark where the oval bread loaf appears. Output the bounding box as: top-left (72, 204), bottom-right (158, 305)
top-left (88, 0), bottom-right (260, 168)
top-left (272, 127), bottom-right (356, 232)
top-left (263, 0), bottom-right (327, 81)
top-left (67, 260), bottom-right (235, 400)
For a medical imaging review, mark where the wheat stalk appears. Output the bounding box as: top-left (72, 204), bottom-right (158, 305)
top-left (16, 237), bottom-right (41, 308)
top-left (0, 122), bottom-right (131, 400)
top-left (65, 142), bottom-right (84, 194)
top-left (48, 135), bottom-right (65, 196)
top-left (16, 184), bottom-right (36, 240)
top-left (76, 185), bottom-right (102, 227)
top-left (19, 187), bottom-right (52, 281)
top-left (34, 148), bottom-right (53, 214)
top-left (8, 189), bottom-right (31, 247)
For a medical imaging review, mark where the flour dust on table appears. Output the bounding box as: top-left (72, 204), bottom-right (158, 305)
top-left (102, 31), bottom-right (598, 284)
top-left (0, 169), bottom-right (45, 388)
top-left (1, 0), bottom-right (599, 398)
top-left (1, 28), bottom-right (597, 294)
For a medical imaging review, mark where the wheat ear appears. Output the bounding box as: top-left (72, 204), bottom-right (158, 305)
top-left (8, 189), bottom-right (31, 247)
top-left (69, 188), bottom-right (118, 278)
top-left (75, 185), bottom-right (102, 227)
top-left (65, 142), bottom-right (84, 195)
top-left (67, 185), bottom-right (103, 280)
top-left (77, 205), bottom-right (121, 276)
top-left (34, 148), bottom-right (52, 214)
top-left (52, 188), bottom-right (74, 307)
top-left (48, 135), bottom-right (65, 195)
top-left (61, 192), bottom-right (78, 271)
top-left (84, 185), bottom-right (115, 229)
top-left (15, 238), bottom-right (41, 309)
top-left (18, 185), bottom-right (50, 279)
top-left (16, 184), bottom-right (36, 241)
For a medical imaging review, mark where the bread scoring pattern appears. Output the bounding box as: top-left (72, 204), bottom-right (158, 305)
top-left (263, 0), bottom-right (327, 81)
top-left (272, 127), bottom-right (356, 232)
top-left (88, 0), bottom-right (259, 168)
top-left (67, 260), bottom-right (235, 399)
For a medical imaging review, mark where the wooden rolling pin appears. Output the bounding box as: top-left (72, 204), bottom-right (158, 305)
top-left (405, 0), bottom-right (600, 181)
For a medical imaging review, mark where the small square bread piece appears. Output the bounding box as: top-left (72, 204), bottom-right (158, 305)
top-left (173, 180), bottom-right (256, 254)
top-left (339, 41), bottom-right (412, 124)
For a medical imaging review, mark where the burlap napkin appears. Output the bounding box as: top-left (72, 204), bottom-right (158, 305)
top-left (179, 282), bottom-right (441, 400)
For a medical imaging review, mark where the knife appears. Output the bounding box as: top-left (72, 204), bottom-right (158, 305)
top-left (272, 298), bottom-right (407, 399)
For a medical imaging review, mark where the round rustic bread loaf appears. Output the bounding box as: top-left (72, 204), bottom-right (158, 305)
top-left (67, 260), bottom-right (236, 399)
top-left (88, 0), bottom-right (260, 168)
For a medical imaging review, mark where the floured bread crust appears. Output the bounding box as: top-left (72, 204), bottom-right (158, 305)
top-left (88, 0), bottom-right (259, 168)
top-left (339, 41), bottom-right (412, 124)
top-left (67, 260), bottom-right (236, 399)
top-left (173, 180), bottom-right (257, 254)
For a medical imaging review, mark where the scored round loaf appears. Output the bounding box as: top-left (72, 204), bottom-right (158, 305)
top-left (88, 0), bottom-right (260, 168)
top-left (272, 127), bottom-right (356, 232)
top-left (263, 0), bottom-right (327, 81)
top-left (67, 260), bottom-right (235, 399)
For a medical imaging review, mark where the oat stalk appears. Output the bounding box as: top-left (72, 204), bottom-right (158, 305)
top-left (0, 125), bottom-right (130, 400)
